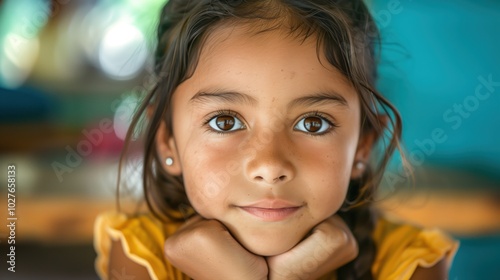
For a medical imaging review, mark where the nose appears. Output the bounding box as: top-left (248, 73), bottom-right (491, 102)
top-left (244, 132), bottom-right (295, 185)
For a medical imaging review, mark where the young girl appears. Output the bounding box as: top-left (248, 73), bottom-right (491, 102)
top-left (94, 0), bottom-right (458, 279)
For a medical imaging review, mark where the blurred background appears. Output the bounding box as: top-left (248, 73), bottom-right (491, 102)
top-left (0, 0), bottom-right (499, 279)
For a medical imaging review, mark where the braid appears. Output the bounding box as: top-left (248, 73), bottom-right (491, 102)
top-left (338, 203), bottom-right (377, 280)
top-left (337, 171), bottom-right (378, 280)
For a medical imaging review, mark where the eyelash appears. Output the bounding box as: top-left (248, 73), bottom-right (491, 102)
top-left (294, 111), bottom-right (338, 136)
top-left (202, 110), bottom-right (338, 135)
top-left (202, 109), bottom-right (246, 135)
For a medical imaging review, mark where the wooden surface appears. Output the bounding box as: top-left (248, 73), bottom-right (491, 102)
top-left (377, 190), bottom-right (500, 235)
top-left (1, 191), bottom-right (499, 244)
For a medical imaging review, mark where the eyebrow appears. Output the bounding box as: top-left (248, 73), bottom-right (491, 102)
top-left (189, 90), bottom-right (258, 106)
top-left (288, 91), bottom-right (349, 109)
top-left (189, 89), bottom-right (349, 108)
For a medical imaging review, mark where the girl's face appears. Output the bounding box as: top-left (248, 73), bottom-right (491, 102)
top-left (161, 24), bottom-right (368, 256)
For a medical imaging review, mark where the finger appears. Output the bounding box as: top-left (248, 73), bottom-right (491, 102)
top-left (313, 215), bottom-right (358, 258)
top-left (267, 216), bottom-right (359, 280)
top-left (177, 214), bottom-right (204, 231)
top-left (166, 219), bottom-right (268, 280)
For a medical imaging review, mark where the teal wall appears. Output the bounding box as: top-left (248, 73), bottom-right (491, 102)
top-left (370, 1), bottom-right (500, 278)
top-left (370, 0), bottom-right (500, 182)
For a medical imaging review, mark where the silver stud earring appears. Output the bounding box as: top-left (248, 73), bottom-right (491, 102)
top-left (166, 157), bottom-right (174, 166)
top-left (355, 161), bottom-right (365, 170)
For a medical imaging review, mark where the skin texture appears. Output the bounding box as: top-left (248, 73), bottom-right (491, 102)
top-left (411, 259), bottom-right (448, 280)
top-left (108, 240), bottom-right (151, 279)
top-left (161, 24), bottom-right (365, 257)
top-left (164, 216), bottom-right (269, 280)
top-left (163, 214), bottom-right (358, 280)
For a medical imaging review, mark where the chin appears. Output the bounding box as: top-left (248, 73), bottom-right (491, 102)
top-left (243, 237), bottom-right (299, 256)
top-left (226, 223), bottom-right (310, 256)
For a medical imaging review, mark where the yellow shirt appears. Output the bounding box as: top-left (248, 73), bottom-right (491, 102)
top-left (94, 211), bottom-right (458, 280)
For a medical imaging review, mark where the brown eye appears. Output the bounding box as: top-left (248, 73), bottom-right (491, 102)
top-left (208, 114), bottom-right (245, 132)
top-left (294, 115), bottom-right (331, 134)
top-left (216, 116), bottom-right (235, 130)
top-left (303, 117), bottom-right (322, 132)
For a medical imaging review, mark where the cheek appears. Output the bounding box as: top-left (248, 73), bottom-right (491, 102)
top-left (296, 135), bottom-right (358, 216)
top-left (181, 143), bottom-right (235, 218)
top-left (314, 174), bottom-right (349, 215)
top-left (305, 159), bottom-right (350, 217)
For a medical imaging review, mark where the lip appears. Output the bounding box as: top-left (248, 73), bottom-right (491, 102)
top-left (238, 199), bottom-right (302, 222)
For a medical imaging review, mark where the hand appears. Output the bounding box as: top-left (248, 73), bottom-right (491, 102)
top-left (164, 215), bottom-right (268, 280)
top-left (266, 215), bottom-right (358, 280)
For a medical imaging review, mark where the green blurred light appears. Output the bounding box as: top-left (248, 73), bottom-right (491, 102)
top-left (0, 0), bottom-right (50, 87)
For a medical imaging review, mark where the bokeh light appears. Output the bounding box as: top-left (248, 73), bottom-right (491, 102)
top-left (0, 0), bottom-right (48, 88)
top-left (98, 21), bottom-right (148, 80)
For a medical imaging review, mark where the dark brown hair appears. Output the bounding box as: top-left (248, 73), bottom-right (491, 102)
top-left (119, 0), bottom-right (403, 279)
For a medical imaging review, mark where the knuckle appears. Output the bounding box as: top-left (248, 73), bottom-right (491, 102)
top-left (346, 234), bottom-right (359, 260)
top-left (164, 237), bottom-right (180, 261)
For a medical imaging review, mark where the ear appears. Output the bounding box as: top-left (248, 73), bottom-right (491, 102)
top-left (156, 120), bottom-right (182, 176)
top-left (350, 116), bottom-right (387, 179)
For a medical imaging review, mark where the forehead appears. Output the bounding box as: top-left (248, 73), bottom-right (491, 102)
top-left (200, 22), bottom-right (332, 73)
top-left (176, 21), bottom-right (358, 103)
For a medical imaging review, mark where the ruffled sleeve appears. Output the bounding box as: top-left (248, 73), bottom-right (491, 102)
top-left (94, 211), bottom-right (189, 280)
top-left (372, 218), bottom-right (459, 280)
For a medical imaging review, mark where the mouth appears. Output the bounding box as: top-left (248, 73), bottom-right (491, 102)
top-left (239, 206), bottom-right (301, 222)
top-left (237, 199), bottom-right (303, 222)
